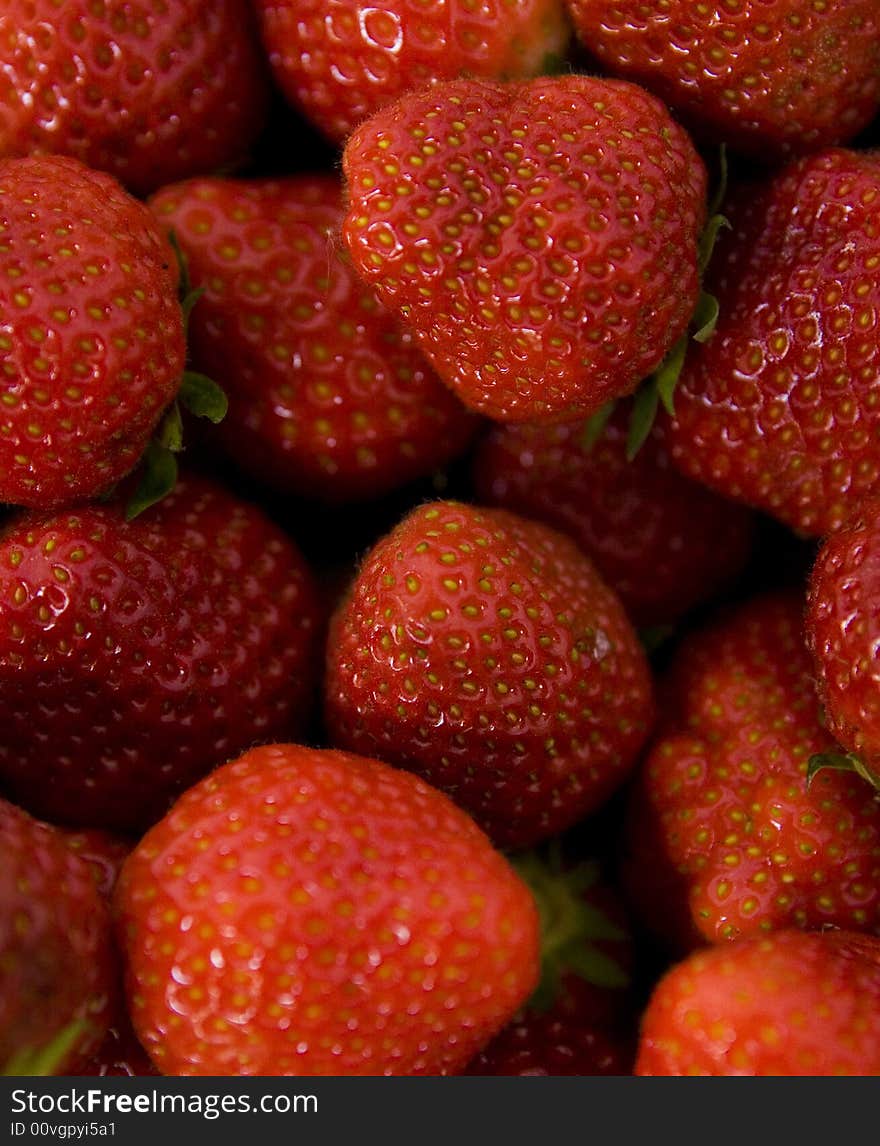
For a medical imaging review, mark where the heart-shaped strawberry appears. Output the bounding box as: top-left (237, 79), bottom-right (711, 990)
top-left (342, 76), bottom-right (707, 423)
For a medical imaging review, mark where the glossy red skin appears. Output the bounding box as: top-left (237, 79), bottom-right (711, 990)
top-left (149, 176), bottom-right (477, 504)
top-left (325, 501), bottom-right (655, 848)
top-left (637, 930), bottom-right (880, 1076)
top-left (0, 799), bottom-right (117, 1072)
top-left (60, 830), bottom-right (132, 901)
top-left (466, 1008), bottom-right (634, 1076)
top-left (566, 0), bottom-right (880, 158)
top-left (473, 409), bottom-right (754, 626)
top-left (342, 76), bottom-right (706, 424)
top-left (253, 0), bottom-right (571, 143)
top-left (667, 149), bottom-right (880, 538)
top-left (0, 156), bottom-right (184, 510)
top-left (622, 593), bottom-right (880, 951)
top-left (0, 1), bottom-right (268, 195)
top-left (807, 495), bottom-right (880, 765)
top-left (0, 476), bottom-right (320, 833)
top-left (115, 743), bottom-right (540, 1077)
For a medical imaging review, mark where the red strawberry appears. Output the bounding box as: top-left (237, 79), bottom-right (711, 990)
top-left (115, 742), bottom-right (540, 1077)
top-left (807, 495), bottom-right (880, 783)
top-left (636, 930), bottom-right (880, 1076)
top-left (0, 797), bottom-right (117, 1074)
top-left (0, 475), bottom-right (320, 833)
top-left (0, 1), bottom-right (269, 195)
top-left (253, 0), bottom-right (571, 144)
top-left (325, 500), bottom-right (655, 848)
top-left (473, 406), bottom-right (754, 627)
top-left (342, 76), bottom-right (707, 424)
top-left (0, 156), bottom-right (186, 510)
top-left (565, 0), bottom-right (880, 159)
top-left (148, 176), bottom-right (477, 504)
top-left (666, 148), bottom-right (880, 538)
top-left (622, 592), bottom-right (880, 951)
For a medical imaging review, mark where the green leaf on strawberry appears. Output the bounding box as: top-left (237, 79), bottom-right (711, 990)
top-left (3, 1021), bottom-right (88, 1078)
top-left (179, 372), bottom-right (229, 424)
top-left (513, 850), bottom-right (630, 1013)
top-left (806, 752), bottom-right (880, 794)
top-left (622, 149), bottom-right (729, 457)
top-left (125, 441), bottom-right (179, 523)
top-left (124, 234), bottom-right (228, 521)
top-left (581, 401), bottom-right (616, 451)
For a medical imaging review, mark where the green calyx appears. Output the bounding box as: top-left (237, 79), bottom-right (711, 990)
top-left (513, 848), bottom-right (629, 1012)
top-left (583, 146), bottom-right (729, 460)
top-left (2, 1020), bottom-right (87, 1077)
top-left (124, 230), bottom-right (228, 522)
top-left (806, 752), bottom-right (880, 794)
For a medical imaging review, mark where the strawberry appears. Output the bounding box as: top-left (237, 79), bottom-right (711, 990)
top-left (0, 475), bottom-right (320, 833)
top-left (115, 742), bottom-right (540, 1077)
top-left (342, 76), bottom-right (707, 424)
top-left (807, 495), bottom-right (880, 785)
top-left (0, 156), bottom-right (186, 510)
top-left (253, 0), bottom-right (571, 144)
top-left (566, 0), bottom-right (880, 159)
top-left (0, 0), bottom-right (269, 195)
top-left (0, 797), bottom-right (117, 1074)
top-left (148, 175), bottom-right (478, 504)
top-left (325, 500), bottom-right (655, 848)
top-left (666, 148), bottom-right (880, 538)
top-left (473, 406), bottom-right (754, 627)
top-left (636, 930), bottom-right (880, 1076)
top-left (622, 592), bottom-right (880, 951)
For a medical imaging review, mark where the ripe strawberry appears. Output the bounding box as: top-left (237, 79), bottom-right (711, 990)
top-left (807, 495), bottom-right (880, 782)
top-left (622, 592), bottom-right (880, 951)
top-left (0, 156), bottom-right (186, 510)
top-left (148, 176), bottom-right (477, 504)
top-left (1, 798), bottom-right (117, 1074)
top-left (0, 1), bottom-right (269, 195)
top-left (115, 742), bottom-right (540, 1076)
top-left (0, 475), bottom-right (320, 833)
top-left (666, 148), bottom-right (880, 538)
top-left (325, 500), bottom-right (655, 848)
top-left (636, 930), bottom-right (880, 1076)
top-left (566, 0), bottom-right (880, 159)
top-left (473, 407), bottom-right (754, 627)
top-left (253, 0), bottom-right (571, 144)
top-left (342, 76), bottom-right (707, 424)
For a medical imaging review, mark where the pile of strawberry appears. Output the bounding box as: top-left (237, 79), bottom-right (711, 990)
top-left (2, 0), bottom-right (880, 1080)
